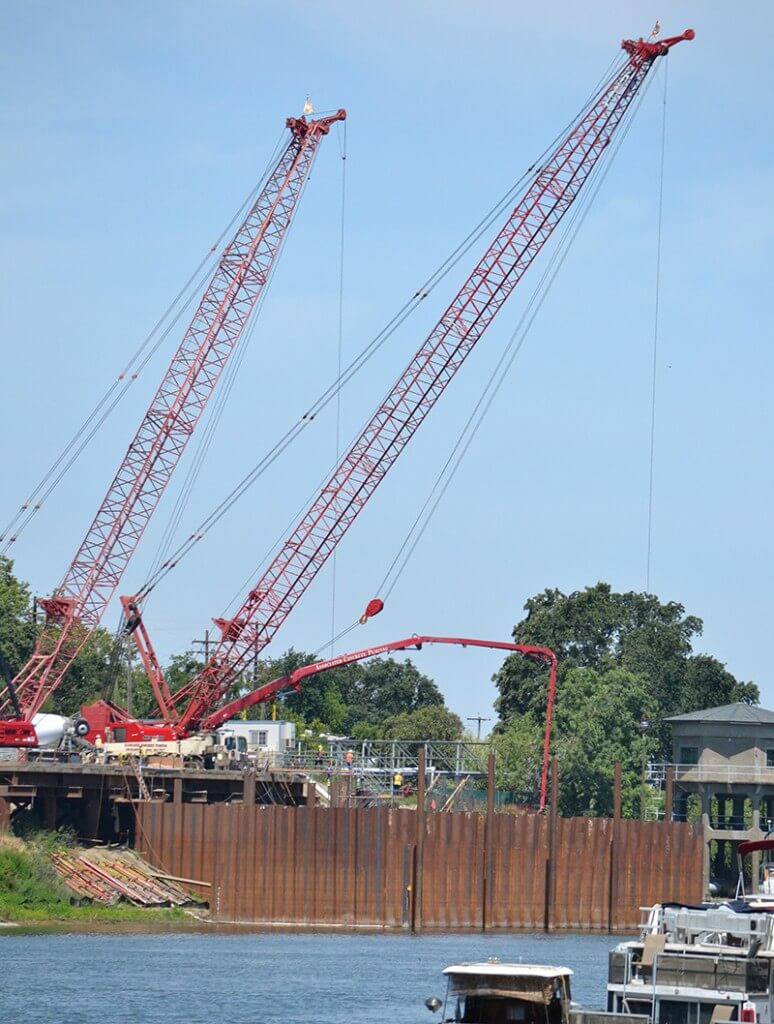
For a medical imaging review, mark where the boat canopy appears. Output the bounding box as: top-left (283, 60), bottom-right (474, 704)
top-left (738, 839), bottom-right (774, 857)
top-left (443, 964), bottom-right (572, 1004)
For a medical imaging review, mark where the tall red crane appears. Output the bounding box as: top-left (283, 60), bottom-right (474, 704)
top-left (150, 29), bottom-right (693, 739)
top-left (0, 108), bottom-right (346, 747)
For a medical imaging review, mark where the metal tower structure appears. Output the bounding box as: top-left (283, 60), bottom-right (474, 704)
top-left (0, 108), bottom-right (346, 746)
top-left (166, 30), bottom-right (694, 736)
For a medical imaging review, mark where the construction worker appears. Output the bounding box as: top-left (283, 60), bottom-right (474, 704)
top-left (345, 749), bottom-right (354, 770)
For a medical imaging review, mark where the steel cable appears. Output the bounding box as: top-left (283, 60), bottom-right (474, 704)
top-left (370, 71), bottom-right (658, 607)
top-left (0, 128), bottom-right (287, 552)
top-left (132, 66), bottom-right (632, 606)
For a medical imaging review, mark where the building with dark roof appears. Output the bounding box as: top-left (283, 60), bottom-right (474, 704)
top-left (665, 702), bottom-right (774, 892)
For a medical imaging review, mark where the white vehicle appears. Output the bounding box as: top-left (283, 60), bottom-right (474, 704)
top-left (216, 720), bottom-right (296, 758)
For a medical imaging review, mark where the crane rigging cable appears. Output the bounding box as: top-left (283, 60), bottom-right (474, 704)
top-left (1, 108), bottom-right (349, 732)
top-left (166, 32), bottom-right (697, 734)
top-left (141, 145), bottom-right (324, 597)
top-left (0, 128), bottom-right (288, 554)
top-left (646, 59), bottom-right (669, 592)
top-left (329, 117), bottom-right (348, 655)
top-left (369, 65), bottom-right (659, 610)
top-left (132, 54), bottom-right (637, 605)
top-left (77, 30), bottom-right (694, 740)
top-left (131, 175), bottom-right (534, 600)
top-left (304, 64), bottom-right (659, 658)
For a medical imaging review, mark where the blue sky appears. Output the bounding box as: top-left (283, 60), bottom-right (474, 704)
top-left (1, 2), bottom-right (772, 734)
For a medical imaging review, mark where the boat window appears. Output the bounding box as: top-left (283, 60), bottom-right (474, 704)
top-left (455, 995), bottom-right (562, 1024)
top-left (746, 960), bottom-right (768, 994)
top-left (704, 1005), bottom-right (736, 1024)
top-left (659, 1000), bottom-right (693, 1024)
top-left (766, 749), bottom-right (774, 768)
top-left (625, 1000), bottom-right (652, 1018)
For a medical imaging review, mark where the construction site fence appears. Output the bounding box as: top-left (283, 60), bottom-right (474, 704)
top-left (135, 800), bottom-right (703, 931)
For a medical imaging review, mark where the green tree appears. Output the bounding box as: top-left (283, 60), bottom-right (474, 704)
top-left (381, 704), bottom-right (464, 741)
top-left (0, 556), bottom-right (36, 676)
top-left (551, 666), bottom-right (656, 817)
top-left (492, 716), bottom-right (545, 796)
top-left (165, 652), bottom-right (204, 692)
top-left (343, 657), bottom-right (445, 729)
top-left (495, 583), bottom-right (758, 759)
top-left (47, 627), bottom-right (115, 715)
top-left (680, 654), bottom-right (759, 711)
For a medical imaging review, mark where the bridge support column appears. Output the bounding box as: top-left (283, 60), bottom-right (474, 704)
top-left (664, 767), bottom-right (674, 821)
top-left (0, 796), bottom-right (10, 832)
top-left (41, 795), bottom-right (57, 831)
top-left (242, 771), bottom-right (256, 807)
top-left (82, 794), bottom-right (102, 841)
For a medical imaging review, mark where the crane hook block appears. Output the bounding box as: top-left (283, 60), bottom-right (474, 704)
top-left (359, 598), bottom-right (385, 625)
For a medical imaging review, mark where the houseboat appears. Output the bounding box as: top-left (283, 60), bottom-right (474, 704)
top-left (606, 897), bottom-right (771, 1024)
top-left (426, 961), bottom-right (575, 1024)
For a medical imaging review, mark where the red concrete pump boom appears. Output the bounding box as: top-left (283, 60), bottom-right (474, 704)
top-left (166, 29), bottom-right (693, 737)
top-left (201, 635), bottom-right (558, 812)
top-left (0, 108), bottom-right (346, 747)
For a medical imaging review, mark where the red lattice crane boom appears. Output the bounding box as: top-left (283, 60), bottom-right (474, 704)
top-left (170, 30), bottom-right (693, 736)
top-left (0, 108), bottom-right (345, 746)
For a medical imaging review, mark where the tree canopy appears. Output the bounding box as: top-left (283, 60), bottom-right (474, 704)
top-left (243, 648), bottom-right (452, 736)
top-left (496, 583), bottom-right (757, 742)
top-left (0, 557), bottom-right (37, 678)
top-left (493, 582), bottom-right (759, 816)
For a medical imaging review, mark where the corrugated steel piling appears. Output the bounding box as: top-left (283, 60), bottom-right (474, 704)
top-left (135, 795), bottom-right (703, 931)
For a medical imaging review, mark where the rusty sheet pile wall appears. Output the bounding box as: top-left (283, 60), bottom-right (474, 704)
top-left (136, 802), bottom-right (703, 930)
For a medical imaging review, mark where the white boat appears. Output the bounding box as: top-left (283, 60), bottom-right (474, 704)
top-left (605, 839), bottom-right (774, 1024)
top-left (429, 845), bottom-right (774, 1024)
top-left (426, 961), bottom-right (574, 1024)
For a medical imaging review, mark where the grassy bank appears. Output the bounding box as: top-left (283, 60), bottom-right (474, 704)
top-left (0, 833), bottom-right (192, 924)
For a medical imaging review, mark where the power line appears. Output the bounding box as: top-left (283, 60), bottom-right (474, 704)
top-left (646, 58), bottom-right (669, 592)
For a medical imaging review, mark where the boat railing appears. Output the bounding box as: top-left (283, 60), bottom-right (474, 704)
top-left (639, 904), bottom-right (664, 936)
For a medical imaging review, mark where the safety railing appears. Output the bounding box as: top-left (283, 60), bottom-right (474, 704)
top-left (650, 762), bottom-right (774, 784)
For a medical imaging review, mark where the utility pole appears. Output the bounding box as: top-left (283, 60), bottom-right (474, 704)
top-left (640, 714), bottom-right (650, 820)
top-left (467, 714), bottom-right (491, 741)
top-left (191, 630), bottom-right (210, 662)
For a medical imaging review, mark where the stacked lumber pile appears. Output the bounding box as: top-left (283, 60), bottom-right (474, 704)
top-left (51, 849), bottom-right (201, 907)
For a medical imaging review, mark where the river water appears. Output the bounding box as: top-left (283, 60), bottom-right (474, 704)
top-left (1, 928), bottom-right (623, 1024)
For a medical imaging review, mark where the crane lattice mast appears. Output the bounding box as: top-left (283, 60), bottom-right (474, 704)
top-left (0, 108), bottom-right (345, 742)
top-left (170, 31), bottom-right (693, 736)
